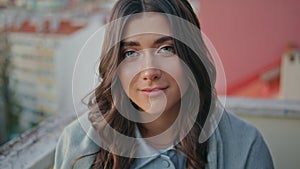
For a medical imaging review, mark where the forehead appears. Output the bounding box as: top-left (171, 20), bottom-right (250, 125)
top-left (122, 13), bottom-right (172, 39)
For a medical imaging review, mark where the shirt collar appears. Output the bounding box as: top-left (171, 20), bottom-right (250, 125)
top-left (134, 127), bottom-right (178, 168)
top-left (135, 127), bottom-right (177, 155)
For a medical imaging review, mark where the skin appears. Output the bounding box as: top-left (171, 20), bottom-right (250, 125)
top-left (118, 13), bottom-right (189, 148)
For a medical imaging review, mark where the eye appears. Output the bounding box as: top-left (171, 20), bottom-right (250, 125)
top-left (122, 50), bottom-right (139, 58)
top-left (157, 46), bottom-right (175, 56)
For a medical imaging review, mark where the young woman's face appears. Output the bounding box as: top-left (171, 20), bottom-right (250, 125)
top-left (118, 13), bottom-right (189, 116)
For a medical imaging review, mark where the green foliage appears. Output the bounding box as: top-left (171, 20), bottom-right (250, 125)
top-left (0, 29), bottom-right (23, 144)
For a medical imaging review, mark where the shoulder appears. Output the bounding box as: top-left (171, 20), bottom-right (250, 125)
top-left (219, 111), bottom-right (260, 140)
top-left (218, 111), bottom-right (266, 150)
top-left (54, 113), bottom-right (99, 169)
top-left (216, 111), bottom-right (274, 168)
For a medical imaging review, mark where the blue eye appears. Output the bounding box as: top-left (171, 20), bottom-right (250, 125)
top-left (157, 46), bottom-right (175, 56)
top-left (123, 50), bottom-right (139, 58)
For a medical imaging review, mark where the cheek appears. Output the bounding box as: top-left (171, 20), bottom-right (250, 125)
top-left (178, 68), bottom-right (189, 94)
top-left (118, 71), bottom-right (130, 96)
top-left (161, 59), bottom-right (189, 96)
top-left (118, 66), bottom-right (137, 97)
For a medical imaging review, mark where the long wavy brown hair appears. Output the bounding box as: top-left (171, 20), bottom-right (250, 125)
top-left (72, 0), bottom-right (217, 169)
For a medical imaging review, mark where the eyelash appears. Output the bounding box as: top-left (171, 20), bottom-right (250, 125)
top-left (157, 45), bottom-right (175, 55)
top-left (122, 50), bottom-right (139, 58)
top-left (122, 45), bottom-right (176, 58)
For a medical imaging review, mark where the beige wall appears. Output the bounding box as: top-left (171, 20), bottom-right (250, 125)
top-left (239, 114), bottom-right (300, 169)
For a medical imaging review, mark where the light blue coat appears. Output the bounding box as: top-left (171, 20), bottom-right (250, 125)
top-left (54, 111), bottom-right (274, 169)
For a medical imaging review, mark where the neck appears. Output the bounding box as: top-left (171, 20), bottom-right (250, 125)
top-left (139, 102), bottom-right (181, 149)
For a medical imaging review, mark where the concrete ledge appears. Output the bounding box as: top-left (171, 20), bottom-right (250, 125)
top-left (0, 112), bottom-right (77, 169)
top-left (224, 97), bottom-right (300, 118)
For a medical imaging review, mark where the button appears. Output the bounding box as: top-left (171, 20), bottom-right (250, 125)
top-left (162, 159), bottom-right (170, 168)
top-left (160, 154), bottom-right (173, 168)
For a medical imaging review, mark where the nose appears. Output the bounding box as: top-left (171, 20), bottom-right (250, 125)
top-left (140, 49), bottom-right (162, 81)
top-left (141, 68), bottom-right (162, 81)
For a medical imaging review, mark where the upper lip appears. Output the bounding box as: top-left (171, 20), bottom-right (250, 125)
top-left (140, 86), bottom-right (168, 92)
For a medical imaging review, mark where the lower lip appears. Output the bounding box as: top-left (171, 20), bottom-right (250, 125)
top-left (141, 89), bottom-right (166, 97)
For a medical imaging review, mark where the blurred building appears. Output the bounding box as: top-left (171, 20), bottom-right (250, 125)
top-left (12, 0), bottom-right (67, 10)
top-left (1, 5), bottom-right (106, 130)
top-left (9, 22), bottom-right (82, 115)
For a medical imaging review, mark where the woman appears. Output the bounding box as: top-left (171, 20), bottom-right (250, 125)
top-left (54, 0), bottom-right (274, 169)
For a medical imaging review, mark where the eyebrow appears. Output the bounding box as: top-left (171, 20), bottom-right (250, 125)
top-left (120, 36), bottom-right (174, 48)
top-left (154, 36), bottom-right (174, 45)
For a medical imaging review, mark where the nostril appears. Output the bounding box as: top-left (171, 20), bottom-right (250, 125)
top-left (141, 69), bottom-right (162, 81)
top-left (143, 75), bottom-right (157, 80)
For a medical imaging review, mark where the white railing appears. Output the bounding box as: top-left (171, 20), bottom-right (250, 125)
top-left (0, 97), bottom-right (300, 169)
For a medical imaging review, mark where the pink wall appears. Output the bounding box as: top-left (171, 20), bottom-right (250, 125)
top-left (198, 0), bottom-right (300, 91)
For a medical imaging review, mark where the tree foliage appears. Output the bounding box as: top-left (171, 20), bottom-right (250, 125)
top-left (0, 27), bottom-right (22, 144)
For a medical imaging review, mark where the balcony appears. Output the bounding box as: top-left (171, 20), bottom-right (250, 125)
top-left (0, 97), bottom-right (299, 169)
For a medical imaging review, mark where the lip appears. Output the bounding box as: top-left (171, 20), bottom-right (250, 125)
top-left (140, 86), bottom-right (168, 96)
